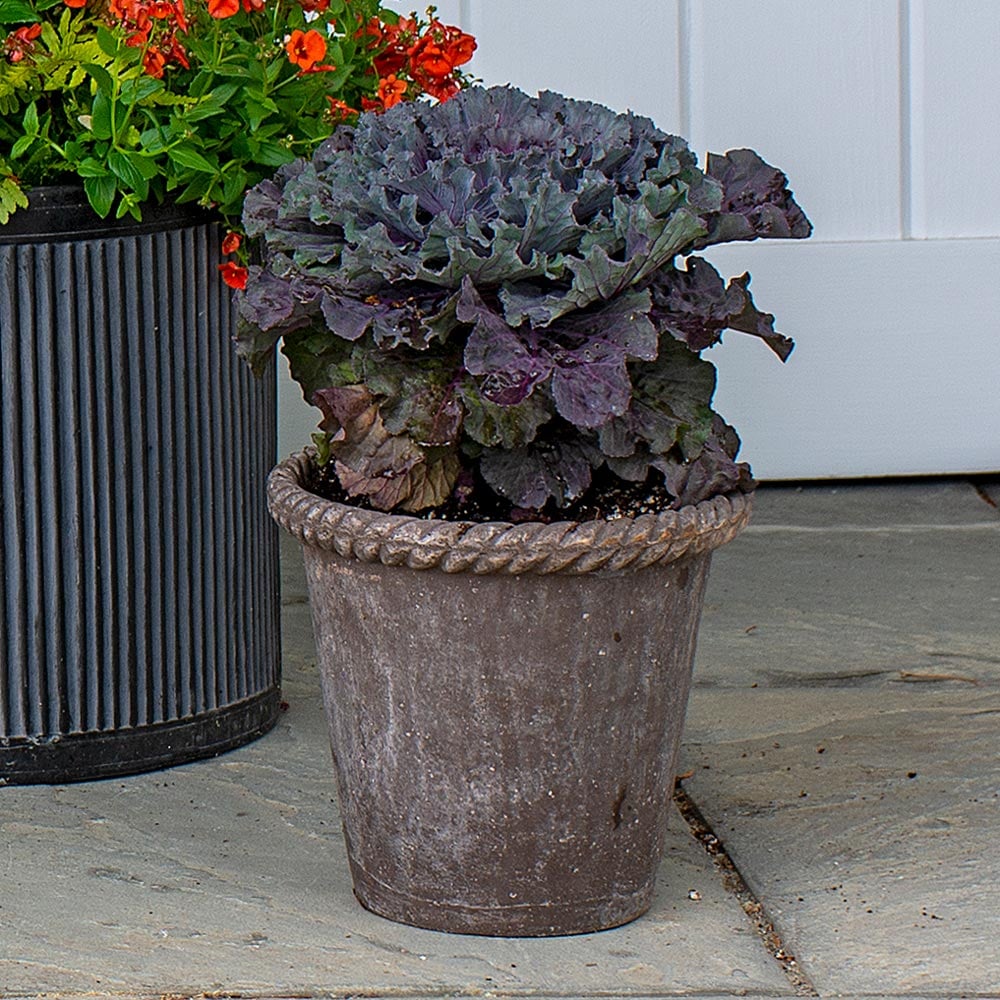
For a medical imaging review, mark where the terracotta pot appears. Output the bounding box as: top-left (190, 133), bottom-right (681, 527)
top-left (268, 450), bottom-right (750, 936)
top-left (0, 186), bottom-right (281, 784)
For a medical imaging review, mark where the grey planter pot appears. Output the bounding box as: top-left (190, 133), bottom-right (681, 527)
top-left (268, 450), bottom-right (751, 937)
top-left (0, 187), bottom-right (281, 784)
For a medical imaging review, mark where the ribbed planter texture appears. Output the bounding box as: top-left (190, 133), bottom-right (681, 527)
top-left (0, 187), bottom-right (281, 784)
top-left (268, 450), bottom-right (751, 936)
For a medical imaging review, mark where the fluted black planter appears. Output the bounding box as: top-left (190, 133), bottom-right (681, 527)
top-left (0, 187), bottom-right (281, 784)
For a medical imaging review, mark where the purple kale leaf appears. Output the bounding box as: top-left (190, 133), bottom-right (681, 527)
top-left (648, 257), bottom-right (794, 361)
top-left (240, 87), bottom-right (812, 513)
top-left (696, 148), bottom-right (812, 250)
top-left (313, 385), bottom-right (457, 512)
top-left (279, 327), bottom-right (358, 402)
top-left (457, 278), bottom-right (554, 405)
top-left (479, 437), bottom-right (603, 509)
top-left (655, 415), bottom-right (754, 508)
top-left (360, 347), bottom-right (465, 449)
top-left (457, 379), bottom-right (551, 450)
top-left (549, 338), bottom-right (632, 429)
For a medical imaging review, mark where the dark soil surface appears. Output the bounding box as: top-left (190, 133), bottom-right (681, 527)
top-left (305, 463), bottom-right (683, 525)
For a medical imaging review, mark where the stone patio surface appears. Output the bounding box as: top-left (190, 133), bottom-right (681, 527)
top-left (2, 478), bottom-right (998, 999)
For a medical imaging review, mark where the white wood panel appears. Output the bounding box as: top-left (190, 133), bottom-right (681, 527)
top-left (702, 238), bottom-right (1000, 479)
top-left (461, 1), bottom-right (682, 130)
top-left (688, 0), bottom-right (902, 243)
top-left (908, 0), bottom-right (1000, 238)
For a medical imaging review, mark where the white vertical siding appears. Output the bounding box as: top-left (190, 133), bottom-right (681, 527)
top-left (686, 1), bottom-right (903, 242)
top-left (908, 0), bottom-right (1000, 238)
top-left (460, 1), bottom-right (682, 127)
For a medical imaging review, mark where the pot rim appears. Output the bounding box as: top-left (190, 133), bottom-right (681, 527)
top-left (0, 184), bottom-right (214, 244)
top-left (267, 449), bottom-right (753, 576)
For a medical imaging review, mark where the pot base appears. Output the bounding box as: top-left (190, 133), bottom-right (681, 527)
top-left (0, 688), bottom-right (281, 785)
top-left (350, 862), bottom-right (654, 937)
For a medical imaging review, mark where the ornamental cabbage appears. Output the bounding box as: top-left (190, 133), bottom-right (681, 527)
top-left (237, 85), bottom-right (811, 513)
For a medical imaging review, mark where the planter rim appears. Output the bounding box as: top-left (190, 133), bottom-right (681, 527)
top-left (267, 449), bottom-right (753, 576)
top-left (0, 184), bottom-right (215, 244)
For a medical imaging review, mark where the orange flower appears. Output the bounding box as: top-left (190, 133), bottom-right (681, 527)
top-left (445, 30), bottom-right (475, 68)
top-left (421, 75), bottom-right (460, 103)
top-left (64, 0), bottom-right (87, 8)
top-left (207, 0), bottom-right (239, 18)
top-left (241, 0), bottom-right (265, 11)
top-left (164, 31), bottom-right (189, 69)
top-left (356, 15), bottom-right (384, 46)
top-left (326, 97), bottom-right (357, 121)
top-left (377, 73), bottom-right (407, 109)
top-left (410, 37), bottom-right (452, 79)
top-left (221, 231), bottom-right (242, 255)
top-left (4, 22), bottom-right (42, 62)
top-left (125, 22), bottom-right (152, 47)
top-left (374, 47), bottom-right (406, 78)
top-left (285, 28), bottom-right (327, 71)
top-left (218, 262), bottom-right (249, 290)
top-left (409, 23), bottom-right (475, 86)
top-left (142, 46), bottom-right (166, 78)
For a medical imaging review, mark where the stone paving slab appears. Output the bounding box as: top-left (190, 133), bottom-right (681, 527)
top-left (747, 479), bottom-right (997, 527)
top-left (696, 487), bottom-right (1000, 689)
top-left (681, 688), bottom-right (1000, 996)
top-left (683, 480), bottom-right (1000, 997)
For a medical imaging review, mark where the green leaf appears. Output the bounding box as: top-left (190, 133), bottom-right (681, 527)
top-left (138, 127), bottom-right (173, 155)
top-left (115, 194), bottom-right (142, 221)
top-left (0, 0), bottom-right (38, 24)
top-left (126, 151), bottom-right (158, 180)
top-left (22, 101), bottom-right (38, 137)
top-left (251, 142), bottom-right (296, 168)
top-left (221, 167), bottom-right (249, 208)
top-left (83, 63), bottom-right (115, 97)
top-left (173, 173), bottom-right (215, 204)
top-left (76, 157), bottom-right (109, 178)
top-left (0, 177), bottom-right (29, 223)
top-left (108, 149), bottom-right (149, 199)
top-left (120, 76), bottom-right (164, 106)
top-left (96, 24), bottom-right (120, 57)
top-left (183, 103), bottom-right (228, 124)
top-left (167, 144), bottom-right (217, 174)
top-left (10, 135), bottom-right (35, 159)
top-left (90, 92), bottom-right (113, 140)
top-left (210, 82), bottom-right (241, 105)
top-left (83, 174), bottom-right (116, 218)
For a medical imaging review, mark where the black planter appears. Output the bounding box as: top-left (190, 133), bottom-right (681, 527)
top-left (0, 187), bottom-right (281, 784)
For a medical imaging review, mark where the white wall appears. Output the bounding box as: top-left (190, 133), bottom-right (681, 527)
top-left (279, 0), bottom-right (1000, 479)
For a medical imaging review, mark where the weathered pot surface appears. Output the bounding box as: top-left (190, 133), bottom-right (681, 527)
top-left (268, 450), bottom-right (751, 936)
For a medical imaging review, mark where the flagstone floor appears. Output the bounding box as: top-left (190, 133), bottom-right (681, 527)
top-left (2, 478), bottom-right (998, 999)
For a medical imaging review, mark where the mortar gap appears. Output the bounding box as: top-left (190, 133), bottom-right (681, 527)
top-left (673, 781), bottom-right (819, 997)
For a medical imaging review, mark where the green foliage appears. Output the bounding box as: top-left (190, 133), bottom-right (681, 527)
top-left (0, 171), bottom-right (28, 220)
top-left (0, 0), bottom-right (476, 223)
